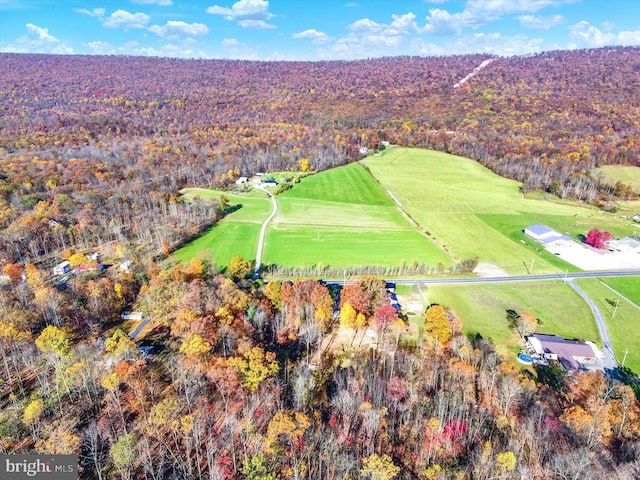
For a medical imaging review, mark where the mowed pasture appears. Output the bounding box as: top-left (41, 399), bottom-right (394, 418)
top-left (177, 164), bottom-right (452, 270)
top-left (411, 281), bottom-right (599, 362)
top-left (363, 148), bottom-right (637, 274)
top-left (575, 278), bottom-right (640, 374)
top-left (265, 163), bottom-right (452, 269)
top-left (592, 165), bottom-right (640, 194)
top-left (174, 188), bottom-right (272, 268)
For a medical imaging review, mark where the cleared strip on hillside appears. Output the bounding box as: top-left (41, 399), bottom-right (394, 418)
top-left (363, 148), bottom-right (635, 274)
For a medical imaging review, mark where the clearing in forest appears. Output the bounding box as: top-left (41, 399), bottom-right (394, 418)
top-left (265, 163), bottom-right (451, 269)
top-left (592, 165), bottom-right (640, 194)
top-left (176, 164), bottom-right (452, 270)
top-left (363, 148), bottom-right (637, 274)
top-left (402, 281), bottom-right (599, 363)
top-left (174, 188), bottom-right (271, 268)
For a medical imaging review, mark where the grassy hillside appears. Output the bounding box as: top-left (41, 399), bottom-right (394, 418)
top-left (364, 148), bottom-right (637, 274)
top-left (593, 165), bottom-right (640, 194)
top-left (177, 164), bottom-right (452, 270)
top-left (575, 278), bottom-right (640, 373)
top-left (266, 163), bottom-right (451, 269)
top-left (174, 188), bottom-right (272, 267)
top-left (408, 281), bottom-right (599, 361)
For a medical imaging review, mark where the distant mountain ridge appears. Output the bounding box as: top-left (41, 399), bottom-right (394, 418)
top-left (0, 47), bottom-right (638, 260)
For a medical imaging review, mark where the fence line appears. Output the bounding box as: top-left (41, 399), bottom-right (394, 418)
top-left (599, 280), bottom-right (640, 311)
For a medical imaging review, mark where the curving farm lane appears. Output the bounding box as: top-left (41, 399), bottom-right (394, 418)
top-left (254, 185), bottom-right (278, 278)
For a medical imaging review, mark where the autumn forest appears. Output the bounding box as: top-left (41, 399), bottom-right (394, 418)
top-left (0, 47), bottom-right (639, 479)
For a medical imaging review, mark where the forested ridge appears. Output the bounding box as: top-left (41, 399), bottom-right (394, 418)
top-left (1, 47), bottom-right (639, 263)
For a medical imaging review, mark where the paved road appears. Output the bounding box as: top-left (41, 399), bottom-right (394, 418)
top-left (254, 186), bottom-right (277, 277)
top-left (327, 270), bottom-right (640, 286)
top-left (129, 317), bottom-right (150, 340)
top-left (566, 279), bottom-right (618, 370)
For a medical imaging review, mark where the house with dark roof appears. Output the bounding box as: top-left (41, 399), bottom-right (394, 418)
top-left (525, 333), bottom-right (601, 370)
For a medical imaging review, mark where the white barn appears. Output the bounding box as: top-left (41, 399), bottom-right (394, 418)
top-left (524, 224), bottom-right (571, 246)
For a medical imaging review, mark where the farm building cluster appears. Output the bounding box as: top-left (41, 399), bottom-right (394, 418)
top-left (524, 224), bottom-right (640, 270)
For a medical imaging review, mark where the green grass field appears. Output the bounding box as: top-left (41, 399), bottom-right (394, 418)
top-left (593, 165), bottom-right (640, 194)
top-left (177, 165), bottom-right (452, 270)
top-left (574, 278), bottom-right (640, 373)
top-left (601, 277), bottom-right (640, 305)
top-left (174, 188), bottom-right (272, 268)
top-left (266, 163), bottom-right (451, 269)
top-left (363, 148), bottom-right (637, 274)
top-left (409, 281), bottom-right (599, 362)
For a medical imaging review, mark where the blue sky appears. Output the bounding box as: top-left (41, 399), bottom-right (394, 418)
top-left (1, 0), bottom-right (639, 60)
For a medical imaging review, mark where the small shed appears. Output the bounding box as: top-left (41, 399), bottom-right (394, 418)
top-left (235, 177), bottom-right (248, 185)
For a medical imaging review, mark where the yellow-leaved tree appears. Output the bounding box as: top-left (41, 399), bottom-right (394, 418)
top-left (360, 453), bottom-right (401, 480)
top-left (228, 346), bottom-right (279, 392)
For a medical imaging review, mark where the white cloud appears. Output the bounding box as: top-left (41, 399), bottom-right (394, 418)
top-left (86, 41), bottom-right (116, 55)
top-left (386, 13), bottom-right (421, 35)
top-left (517, 14), bottom-right (565, 29)
top-left (1, 23), bottom-right (73, 54)
top-left (292, 29), bottom-right (330, 44)
top-left (467, 0), bottom-right (575, 17)
top-left (132, 0), bottom-right (173, 5)
top-left (149, 21), bottom-right (209, 38)
top-left (349, 18), bottom-right (383, 34)
top-left (569, 21), bottom-right (640, 47)
top-left (412, 32), bottom-right (544, 57)
top-left (424, 0), bottom-right (576, 35)
top-left (345, 2), bottom-right (358, 7)
top-left (123, 42), bottom-right (207, 58)
top-left (424, 8), bottom-right (473, 35)
top-left (102, 10), bottom-right (150, 30)
top-left (219, 37), bottom-right (259, 59)
top-left (206, 0), bottom-right (275, 28)
top-left (75, 8), bottom-right (105, 17)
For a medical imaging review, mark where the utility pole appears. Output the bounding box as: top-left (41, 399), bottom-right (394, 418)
top-left (622, 348), bottom-right (629, 368)
top-left (612, 298), bottom-right (620, 318)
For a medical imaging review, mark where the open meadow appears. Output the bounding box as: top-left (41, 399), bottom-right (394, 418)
top-left (265, 163), bottom-right (451, 269)
top-left (399, 281), bottom-right (599, 363)
top-left (364, 148), bottom-right (638, 274)
top-left (575, 278), bottom-right (640, 373)
top-left (592, 165), bottom-right (640, 194)
top-left (174, 188), bottom-right (272, 268)
top-left (177, 164), bottom-right (452, 271)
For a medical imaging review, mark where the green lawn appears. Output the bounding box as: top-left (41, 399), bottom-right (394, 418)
top-left (411, 281), bottom-right (598, 361)
top-left (601, 277), bottom-right (640, 305)
top-left (177, 165), bottom-right (452, 270)
top-left (267, 163), bottom-right (451, 268)
top-left (574, 278), bottom-right (640, 374)
top-left (174, 188), bottom-right (272, 267)
top-left (592, 165), bottom-right (640, 194)
top-left (363, 147), bottom-right (637, 274)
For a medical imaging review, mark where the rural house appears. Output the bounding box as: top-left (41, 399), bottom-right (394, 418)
top-left (53, 260), bottom-right (71, 276)
top-left (525, 333), bottom-right (601, 370)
